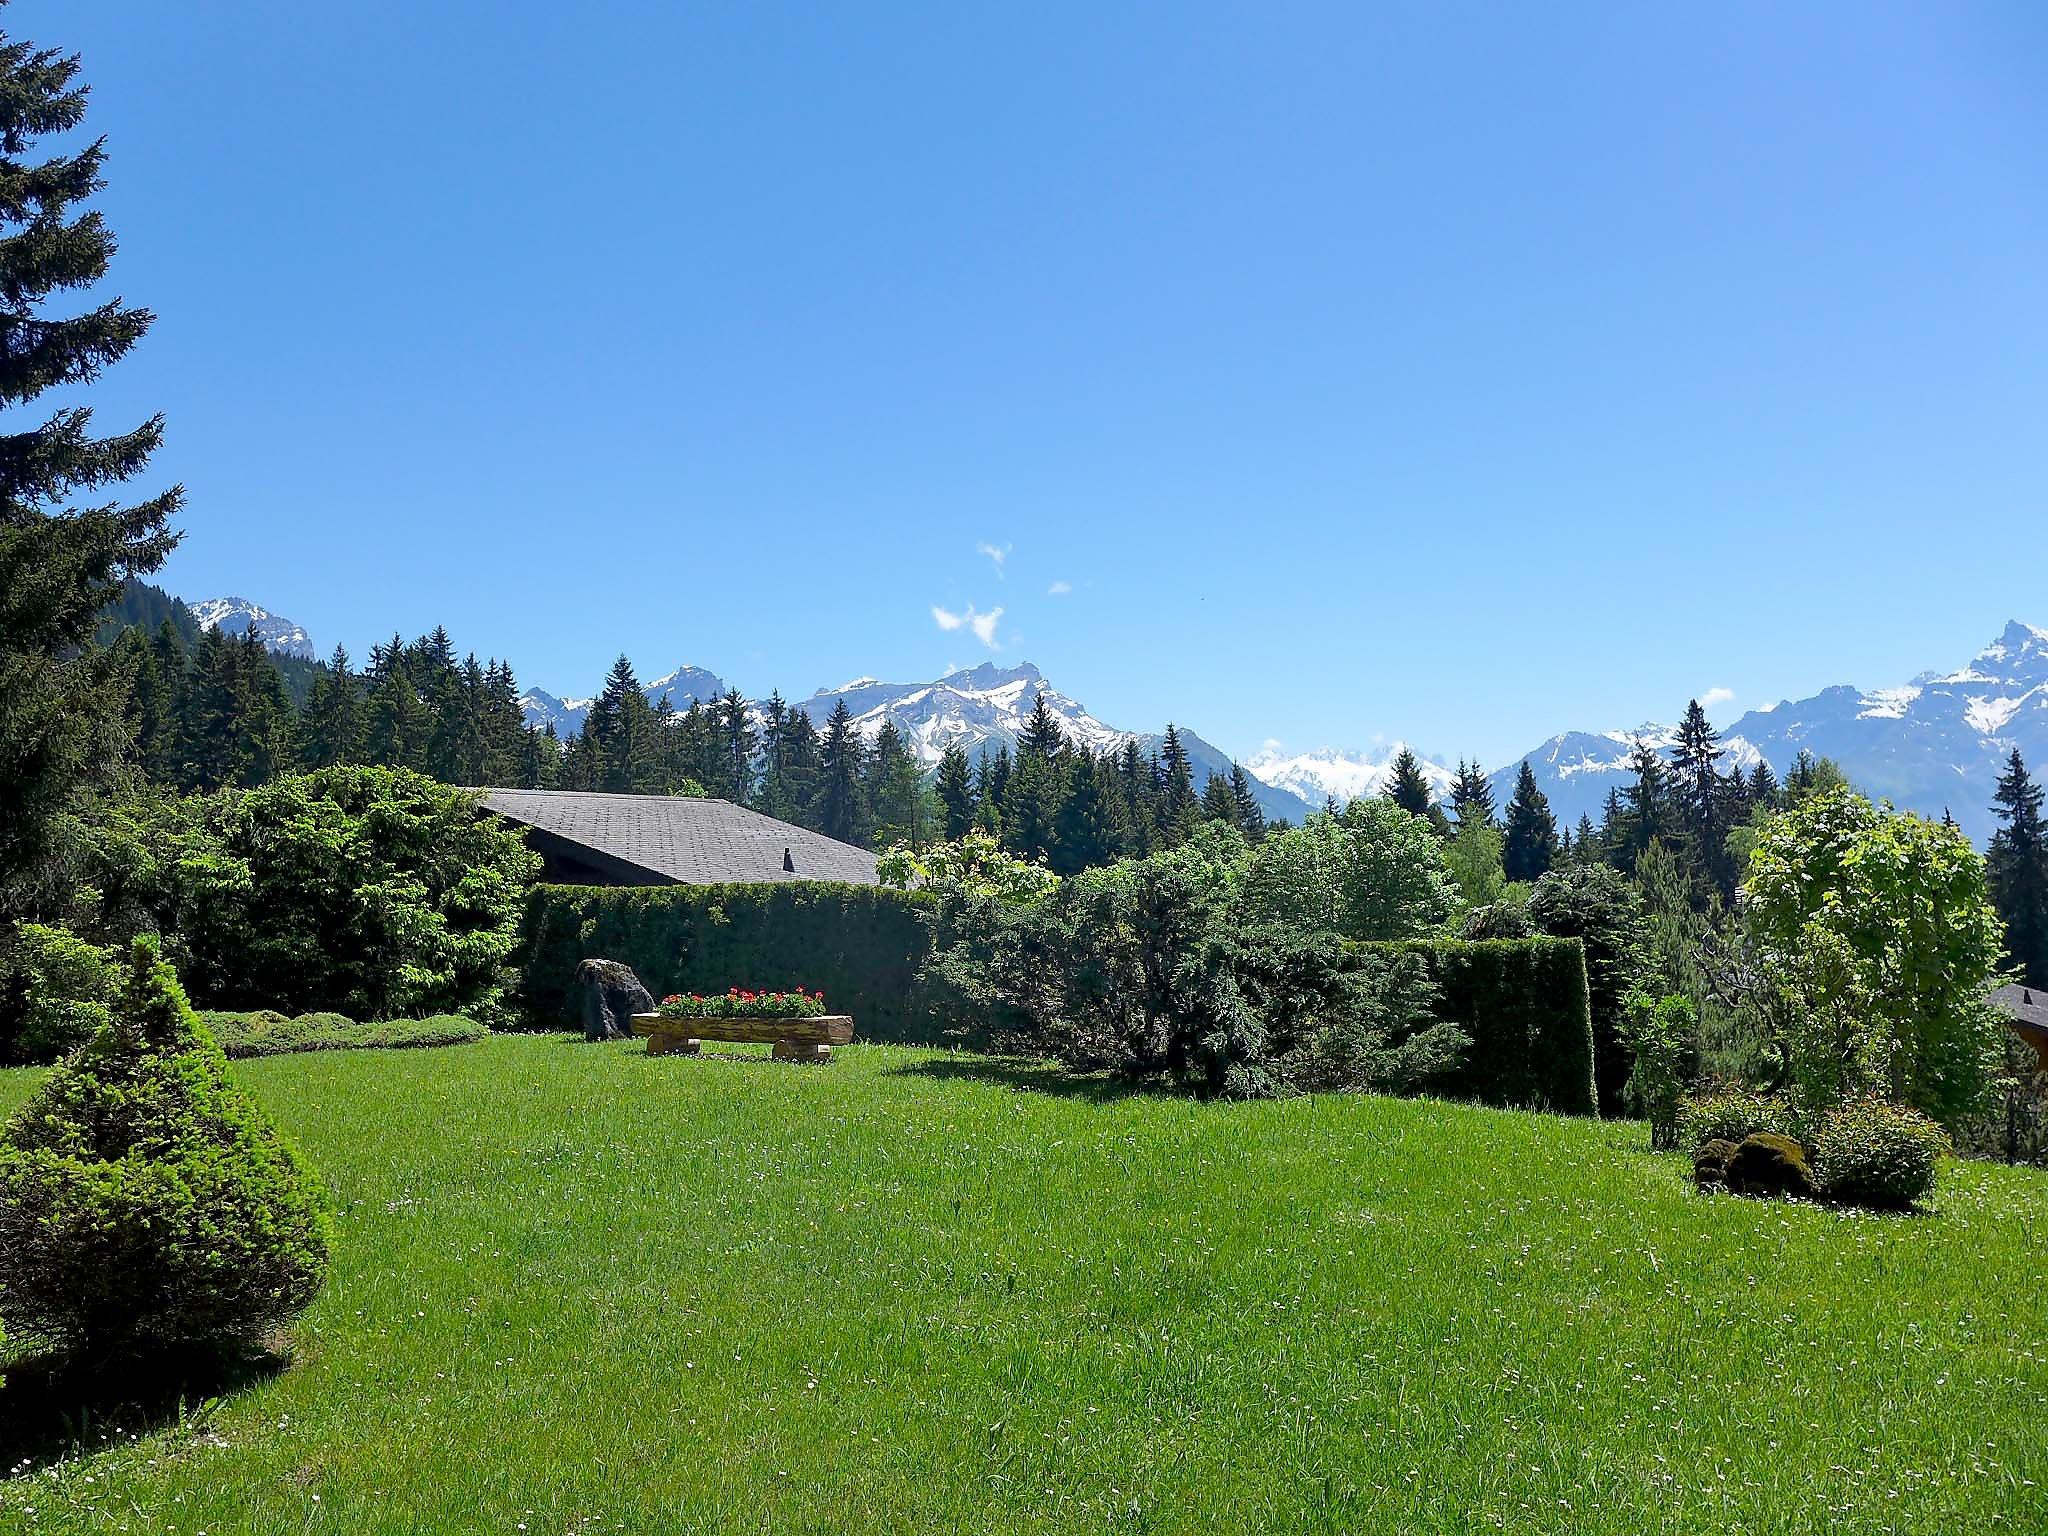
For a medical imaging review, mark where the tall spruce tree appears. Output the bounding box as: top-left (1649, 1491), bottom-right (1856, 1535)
top-left (1228, 763), bottom-right (1266, 842)
top-left (1671, 700), bottom-right (1732, 899)
top-left (935, 742), bottom-right (974, 840)
top-left (865, 718), bottom-right (922, 848)
top-left (0, 18), bottom-right (181, 914)
top-left (583, 656), bottom-right (659, 793)
top-left (1450, 759), bottom-right (1497, 828)
top-left (1615, 741), bottom-right (1674, 874)
top-left (301, 646), bottom-right (362, 768)
top-left (1052, 749), bottom-right (1116, 875)
top-left (1019, 690), bottom-right (1064, 760)
top-left (1989, 748), bottom-right (2048, 987)
top-left (815, 699), bottom-right (867, 844)
top-left (1157, 725), bottom-right (1199, 842)
top-left (1501, 760), bottom-right (1560, 883)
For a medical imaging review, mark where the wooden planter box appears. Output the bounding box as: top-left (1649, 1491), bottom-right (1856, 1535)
top-left (630, 1012), bottom-right (854, 1064)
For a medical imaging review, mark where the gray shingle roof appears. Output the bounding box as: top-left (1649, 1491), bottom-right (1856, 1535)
top-left (480, 789), bottom-right (879, 886)
top-left (1992, 983), bottom-right (2048, 1032)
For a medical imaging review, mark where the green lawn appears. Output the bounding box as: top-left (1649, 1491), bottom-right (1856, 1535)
top-left (0, 1034), bottom-right (2043, 1534)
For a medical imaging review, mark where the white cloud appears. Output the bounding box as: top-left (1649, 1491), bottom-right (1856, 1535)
top-left (931, 602), bottom-right (1004, 649)
top-left (1047, 579), bottom-right (1072, 596)
top-left (1700, 686), bottom-right (1737, 711)
top-left (976, 541), bottom-right (1012, 577)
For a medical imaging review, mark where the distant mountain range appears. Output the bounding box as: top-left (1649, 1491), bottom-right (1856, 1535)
top-left (1282, 621), bottom-right (2047, 844)
top-left (189, 596), bottom-right (317, 660)
top-left (183, 590), bottom-right (2048, 842)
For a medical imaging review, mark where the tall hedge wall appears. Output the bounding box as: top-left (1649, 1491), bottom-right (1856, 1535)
top-left (1362, 937), bottom-right (1597, 1117)
top-left (516, 883), bottom-right (934, 1043)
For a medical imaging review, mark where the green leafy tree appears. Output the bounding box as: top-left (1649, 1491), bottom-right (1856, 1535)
top-left (1501, 760), bottom-right (1560, 883)
top-left (0, 17), bottom-right (182, 919)
top-left (1240, 798), bottom-right (1456, 941)
top-left (1442, 807), bottom-right (1506, 910)
top-left (1742, 787), bottom-right (2007, 1126)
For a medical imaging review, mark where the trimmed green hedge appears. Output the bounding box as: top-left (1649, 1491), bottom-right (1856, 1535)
top-left (197, 1010), bottom-right (489, 1059)
top-left (1360, 937), bottom-right (1597, 1116)
top-left (516, 883), bottom-right (934, 1044)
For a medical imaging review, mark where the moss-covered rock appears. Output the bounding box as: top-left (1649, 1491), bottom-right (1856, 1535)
top-left (1693, 1137), bottom-right (1740, 1190)
top-left (1725, 1131), bottom-right (1816, 1199)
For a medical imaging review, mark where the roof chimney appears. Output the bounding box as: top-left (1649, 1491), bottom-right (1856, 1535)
top-left (783, 847), bottom-right (795, 873)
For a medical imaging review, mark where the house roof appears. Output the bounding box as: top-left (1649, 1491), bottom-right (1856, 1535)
top-left (479, 789), bottom-right (880, 887)
top-left (1992, 983), bottom-right (2048, 1034)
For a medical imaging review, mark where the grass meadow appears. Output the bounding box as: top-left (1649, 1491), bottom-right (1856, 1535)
top-left (0, 1033), bottom-right (2043, 1534)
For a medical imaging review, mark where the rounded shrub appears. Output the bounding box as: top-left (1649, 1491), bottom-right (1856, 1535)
top-left (1809, 1097), bottom-right (1948, 1210)
top-left (0, 937), bottom-right (329, 1359)
top-left (1679, 1088), bottom-right (1798, 1149)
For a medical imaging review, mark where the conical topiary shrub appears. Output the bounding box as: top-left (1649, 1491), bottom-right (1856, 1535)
top-left (0, 936), bottom-right (329, 1358)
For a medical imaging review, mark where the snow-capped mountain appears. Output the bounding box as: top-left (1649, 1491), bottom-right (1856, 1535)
top-left (1245, 744), bottom-right (1457, 813)
top-left (525, 657), bottom-right (1302, 822)
top-left (1488, 621), bottom-right (2047, 842)
top-left (1481, 723), bottom-right (1764, 831)
top-left (188, 596), bottom-right (316, 660)
top-left (518, 664), bottom-right (727, 736)
top-left (792, 661), bottom-right (1303, 823)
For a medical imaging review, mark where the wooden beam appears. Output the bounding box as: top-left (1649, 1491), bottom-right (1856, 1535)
top-left (631, 1014), bottom-right (854, 1047)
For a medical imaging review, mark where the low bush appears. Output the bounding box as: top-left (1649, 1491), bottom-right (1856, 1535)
top-left (1620, 991), bottom-right (1699, 1149)
top-left (0, 937), bottom-right (329, 1358)
top-left (198, 1009), bottom-right (489, 1059)
top-left (1678, 1088), bottom-right (1798, 1148)
top-left (1, 923), bottom-right (118, 1063)
top-left (1808, 1097), bottom-right (1948, 1210)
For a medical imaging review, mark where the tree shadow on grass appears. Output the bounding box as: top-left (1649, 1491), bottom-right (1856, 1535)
top-left (885, 1054), bottom-right (1155, 1105)
top-left (0, 1343), bottom-right (288, 1477)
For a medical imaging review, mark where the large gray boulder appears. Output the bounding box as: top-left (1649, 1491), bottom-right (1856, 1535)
top-left (576, 958), bottom-right (654, 1042)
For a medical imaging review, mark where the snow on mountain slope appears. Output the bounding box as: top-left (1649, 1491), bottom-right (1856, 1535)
top-left (1492, 621), bottom-right (2047, 841)
top-left (519, 664), bottom-right (725, 735)
top-left (189, 596), bottom-right (316, 660)
top-left (1245, 744), bottom-right (1456, 813)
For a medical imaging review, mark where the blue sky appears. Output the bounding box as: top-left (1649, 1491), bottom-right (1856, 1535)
top-left (27, 1), bottom-right (2048, 765)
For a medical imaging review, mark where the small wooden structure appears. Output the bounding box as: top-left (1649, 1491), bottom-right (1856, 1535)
top-left (631, 1012), bottom-right (854, 1064)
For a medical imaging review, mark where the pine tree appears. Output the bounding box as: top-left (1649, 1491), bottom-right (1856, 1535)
top-left (1451, 759), bottom-right (1497, 828)
top-left (1615, 741), bottom-right (1674, 874)
top-left (1747, 759), bottom-right (1780, 810)
top-left (815, 700), bottom-right (867, 844)
top-left (1158, 725), bottom-right (1199, 842)
top-left (1200, 770), bottom-right (1239, 827)
top-left (935, 742), bottom-right (975, 841)
top-left (363, 642), bottom-right (428, 772)
top-left (866, 718), bottom-right (922, 847)
top-left (1229, 763), bottom-right (1266, 842)
top-left (1989, 748), bottom-right (2048, 987)
top-left (1116, 741), bottom-right (1153, 856)
top-left (301, 646), bottom-right (362, 768)
top-left (1386, 748), bottom-right (1446, 833)
top-left (1501, 760), bottom-right (1560, 883)
top-left (0, 20), bottom-right (181, 914)
top-left (1052, 749), bottom-right (1116, 875)
top-left (1671, 700), bottom-right (1731, 898)
top-left (519, 722), bottom-right (559, 790)
top-left (583, 656), bottom-right (660, 793)
top-left (1019, 691), bottom-right (1064, 760)
top-left (1574, 813), bottom-right (1600, 866)
top-left (718, 688), bottom-right (757, 803)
